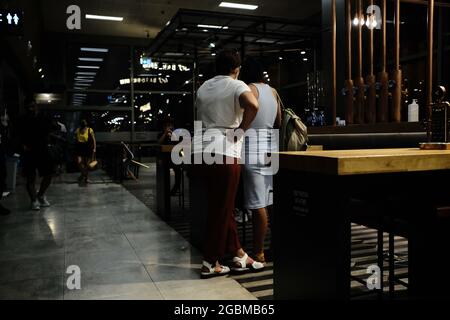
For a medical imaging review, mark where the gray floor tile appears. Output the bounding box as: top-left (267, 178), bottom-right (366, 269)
top-left (0, 276), bottom-right (64, 300)
top-left (63, 266), bottom-right (162, 300)
top-left (64, 234), bottom-right (132, 254)
top-left (65, 248), bottom-right (142, 274)
top-left (0, 253), bottom-right (64, 284)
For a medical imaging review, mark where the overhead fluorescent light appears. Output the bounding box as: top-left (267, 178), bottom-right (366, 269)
top-left (74, 79), bottom-right (94, 83)
top-left (76, 72), bottom-right (97, 75)
top-left (77, 65), bottom-right (100, 69)
top-left (256, 39), bottom-right (276, 44)
top-left (74, 76), bottom-right (95, 80)
top-left (80, 47), bottom-right (109, 53)
top-left (79, 57), bottom-right (104, 62)
top-left (219, 2), bottom-right (258, 10)
top-left (163, 52), bottom-right (185, 57)
top-left (38, 68), bottom-right (43, 73)
top-left (300, 51), bottom-right (306, 55)
top-left (85, 14), bottom-right (123, 22)
top-left (74, 83), bottom-right (91, 86)
top-left (198, 24), bottom-right (228, 30)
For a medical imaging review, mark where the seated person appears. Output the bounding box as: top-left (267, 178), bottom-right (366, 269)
top-left (157, 118), bottom-right (181, 196)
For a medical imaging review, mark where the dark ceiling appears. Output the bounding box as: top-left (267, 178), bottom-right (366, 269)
top-left (40, 0), bottom-right (322, 39)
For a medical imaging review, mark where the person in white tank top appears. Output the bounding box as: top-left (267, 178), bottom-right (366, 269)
top-left (240, 57), bottom-right (282, 264)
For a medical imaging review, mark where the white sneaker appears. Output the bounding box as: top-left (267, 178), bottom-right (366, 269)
top-left (38, 196), bottom-right (51, 207)
top-left (31, 200), bottom-right (41, 211)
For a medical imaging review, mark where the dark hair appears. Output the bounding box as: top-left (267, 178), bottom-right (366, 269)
top-left (215, 50), bottom-right (241, 76)
top-left (240, 57), bottom-right (265, 84)
top-left (80, 119), bottom-right (88, 127)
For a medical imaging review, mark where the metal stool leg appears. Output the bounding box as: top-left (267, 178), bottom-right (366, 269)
top-left (377, 228), bottom-right (384, 299)
top-left (389, 231), bottom-right (395, 298)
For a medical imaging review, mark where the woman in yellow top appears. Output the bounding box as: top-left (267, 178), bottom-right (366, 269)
top-left (75, 119), bottom-right (96, 183)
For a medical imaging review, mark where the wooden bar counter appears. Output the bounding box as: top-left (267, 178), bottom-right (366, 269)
top-left (274, 148), bottom-right (450, 300)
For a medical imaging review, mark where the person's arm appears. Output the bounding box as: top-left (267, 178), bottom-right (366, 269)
top-left (272, 88), bottom-right (283, 129)
top-left (158, 133), bottom-right (167, 145)
top-left (90, 129), bottom-right (97, 153)
top-left (238, 91), bottom-right (259, 132)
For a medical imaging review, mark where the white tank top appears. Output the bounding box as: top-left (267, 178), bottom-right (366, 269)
top-left (250, 83), bottom-right (278, 130)
top-left (243, 83), bottom-right (279, 161)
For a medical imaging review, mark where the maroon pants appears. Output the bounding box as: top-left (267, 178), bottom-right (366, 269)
top-left (195, 158), bottom-right (242, 264)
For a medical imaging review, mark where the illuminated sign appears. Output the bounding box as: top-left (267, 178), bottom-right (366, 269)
top-left (139, 58), bottom-right (190, 72)
top-left (0, 10), bottom-right (24, 35)
top-left (120, 77), bottom-right (169, 85)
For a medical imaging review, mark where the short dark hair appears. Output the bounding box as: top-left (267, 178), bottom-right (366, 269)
top-left (215, 50), bottom-right (241, 76)
top-left (240, 57), bottom-right (265, 84)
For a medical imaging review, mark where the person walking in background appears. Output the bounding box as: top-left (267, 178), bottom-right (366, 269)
top-left (240, 57), bottom-right (282, 264)
top-left (194, 49), bottom-right (264, 278)
top-left (75, 119), bottom-right (96, 184)
top-left (157, 118), bottom-right (181, 195)
top-left (0, 107), bottom-right (10, 216)
top-left (19, 98), bottom-right (56, 211)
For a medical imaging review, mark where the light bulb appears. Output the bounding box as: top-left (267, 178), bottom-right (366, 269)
top-left (365, 16), bottom-right (371, 28)
top-left (372, 18), bottom-right (378, 29)
top-left (360, 17), bottom-right (366, 26)
top-left (353, 17), bottom-right (359, 26)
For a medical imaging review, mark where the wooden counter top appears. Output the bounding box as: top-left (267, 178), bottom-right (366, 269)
top-left (279, 148), bottom-right (450, 176)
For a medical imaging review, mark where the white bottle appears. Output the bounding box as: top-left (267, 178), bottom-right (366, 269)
top-left (408, 99), bottom-right (419, 122)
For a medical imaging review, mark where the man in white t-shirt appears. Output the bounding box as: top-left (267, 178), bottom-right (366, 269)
top-left (193, 50), bottom-right (264, 279)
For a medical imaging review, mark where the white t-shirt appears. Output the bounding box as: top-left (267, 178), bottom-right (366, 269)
top-left (195, 75), bottom-right (251, 159)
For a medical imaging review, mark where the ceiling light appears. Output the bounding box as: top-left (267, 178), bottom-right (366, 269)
top-left (79, 57), bottom-right (104, 62)
top-left (74, 83), bottom-right (91, 86)
top-left (75, 76), bottom-right (95, 80)
top-left (76, 72), bottom-right (97, 75)
top-left (300, 51), bottom-right (306, 55)
top-left (211, 53), bottom-right (216, 56)
top-left (279, 57), bottom-right (283, 60)
top-left (353, 17), bottom-right (360, 26)
top-left (77, 65), bottom-right (100, 69)
top-left (163, 52), bottom-right (184, 57)
top-left (255, 39), bottom-right (275, 44)
top-left (198, 24), bottom-right (228, 30)
top-left (38, 68), bottom-right (43, 73)
top-left (74, 79), bottom-right (94, 82)
top-left (41, 74), bottom-right (45, 78)
top-left (219, 2), bottom-right (258, 10)
top-left (303, 58), bottom-right (308, 61)
top-left (85, 14), bottom-right (123, 22)
top-left (80, 47), bottom-right (109, 53)
top-left (210, 43), bottom-right (216, 48)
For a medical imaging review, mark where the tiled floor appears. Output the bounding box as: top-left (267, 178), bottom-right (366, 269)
top-left (0, 172), bottom-right (256, 300)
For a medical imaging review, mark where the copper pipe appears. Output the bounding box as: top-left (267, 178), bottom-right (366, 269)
top-left (331, 0), bottom-right (337, 126)
top-left (427, 0), bottom-right (435, 141)
top-left (366, 0), bottom-right (376, 124)
top-left (392, 0), bottom-right (402, 122)
top-left (355, 0), bottom-right (365, 124)
top-left (345, 0), bottom-right (354, 125)
top-left (378, 0), bottom-right (389, 122)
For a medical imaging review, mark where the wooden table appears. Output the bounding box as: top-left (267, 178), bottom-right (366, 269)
top-left (274, 148), bottom-right (450, 299)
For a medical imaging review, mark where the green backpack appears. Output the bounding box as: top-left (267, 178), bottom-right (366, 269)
top-left (280, 108), bottom-right (308, 151)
